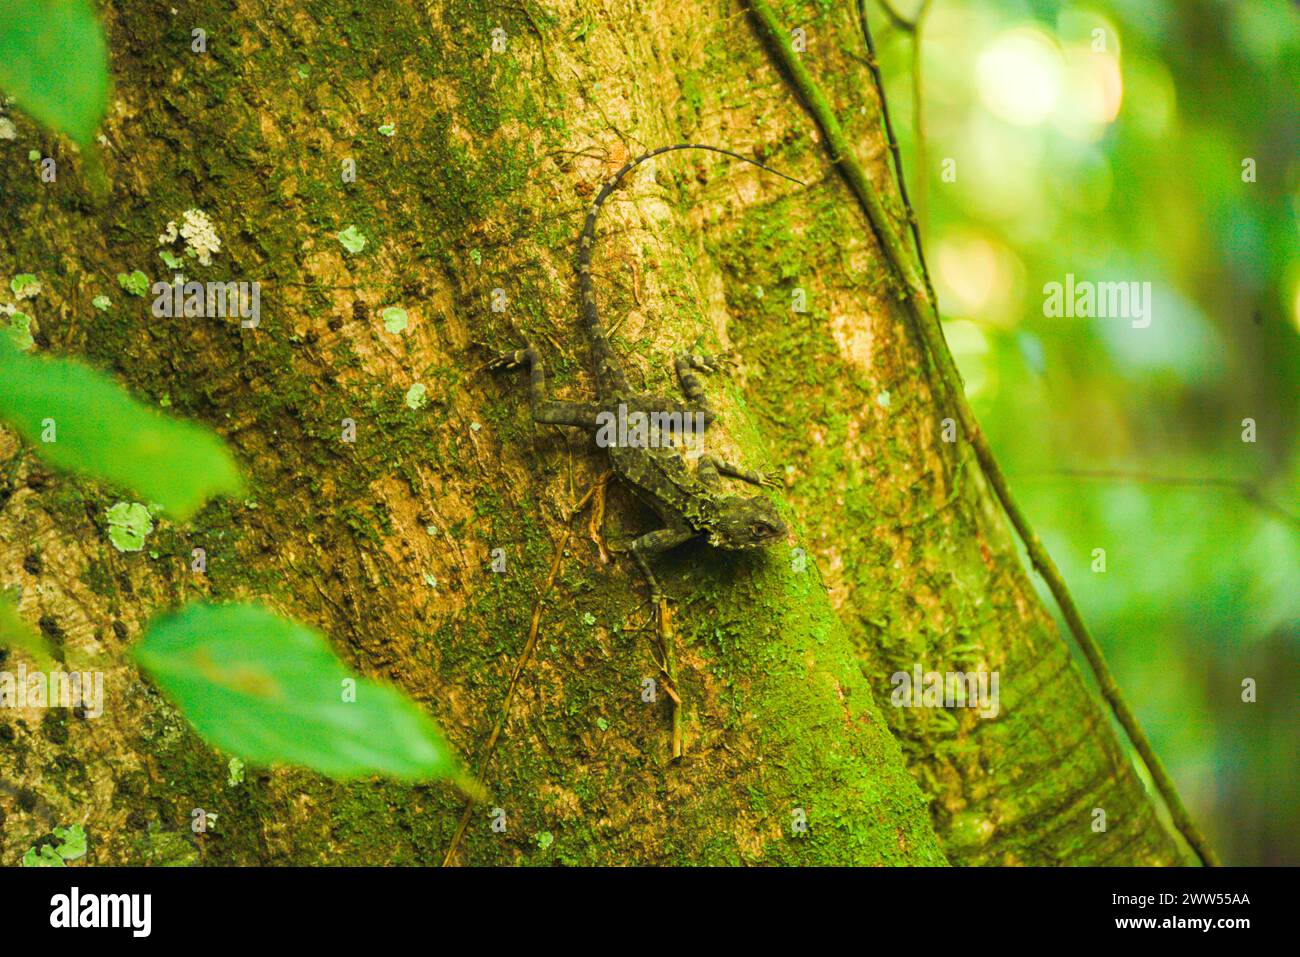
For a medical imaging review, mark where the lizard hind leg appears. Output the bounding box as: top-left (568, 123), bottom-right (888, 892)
top-left (674, 351), bottom-right (739, 456)
top-left (673, 351), bottom-right (733, 418)
top-left (673, 350), bottom-right (740, 427)
top-left (486, 346), bottom-right (604, 429)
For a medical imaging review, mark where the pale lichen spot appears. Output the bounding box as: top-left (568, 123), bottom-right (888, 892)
top-left (404, 382), bottom-right (428, 410)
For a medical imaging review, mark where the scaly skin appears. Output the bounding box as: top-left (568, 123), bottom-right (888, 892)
top-left (490, 144), bottom-right (800, 596)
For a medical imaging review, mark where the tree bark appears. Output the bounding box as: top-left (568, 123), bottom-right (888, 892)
top-left (0, 0), bottom-right (1183, 865)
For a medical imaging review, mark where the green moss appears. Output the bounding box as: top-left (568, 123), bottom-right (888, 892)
top-left (0, 0), bottom-right (972, 868)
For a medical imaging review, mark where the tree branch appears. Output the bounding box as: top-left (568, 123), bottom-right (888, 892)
top-left (1046, 468), bottom-right (1300, 532)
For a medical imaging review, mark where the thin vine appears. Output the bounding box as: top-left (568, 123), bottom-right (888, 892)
top-left (744, 0), bottom-right (1219, 867)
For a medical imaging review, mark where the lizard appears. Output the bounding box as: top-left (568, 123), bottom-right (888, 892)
top-left (488, 143), bottom-right (802, 600)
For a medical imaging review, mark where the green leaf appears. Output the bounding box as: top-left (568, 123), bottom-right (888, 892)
top-left (22, 844), bottom-right (64, 867)
top-left (0, 593), bottom-right (54, 668)
top-left (52, 824), bottom-right (86, 860)
top-left (133, 603), bottom-right (466, 784)
top-left (0, 0), bottom-right (109, 148)
top-left (0, 337), bottom-right (243, 519)
top-left (91, 294), bottom-right (110, 311)
top-left (117, 270), bottom-right (148, 296)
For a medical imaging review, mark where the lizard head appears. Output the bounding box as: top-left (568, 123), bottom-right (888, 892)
top-left (707, 495), bottom-right (787, 550)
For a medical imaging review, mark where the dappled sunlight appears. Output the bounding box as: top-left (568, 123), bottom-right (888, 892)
top-left (934, 228), bottom-right (1025, 325)
top-left (879, 0), bottom-right (1299, 865)
top-left (976, 27), bottom-right (1063, 126)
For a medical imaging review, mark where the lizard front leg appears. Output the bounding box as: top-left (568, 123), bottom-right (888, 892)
top-left (487, 346), bottom-right (604, 429)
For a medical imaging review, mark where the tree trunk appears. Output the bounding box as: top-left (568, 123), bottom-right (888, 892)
top-left (0, 0), bottom-right (1183, 865)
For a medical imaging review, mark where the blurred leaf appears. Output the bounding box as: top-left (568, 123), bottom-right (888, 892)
top-left (0, 337), bottom-right (242, 519)
top-left (5, 312), bottom-right (34, 352)
top-left (134, 604), bottom-right (465, 784)
top-left (0, 594), bottom-right (53, 668)
top-left (0, 0), bottom-right (109, 148)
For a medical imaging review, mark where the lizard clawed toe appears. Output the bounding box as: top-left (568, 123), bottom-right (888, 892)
top-left (679, 351), bottom-right (736, 375)
top-left (714, 350), bottom-right (740, 371)
top-left (485, 349), bottom-right (526, 371)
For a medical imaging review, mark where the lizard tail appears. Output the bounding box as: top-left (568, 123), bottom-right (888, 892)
top-left (576, 144), bottom-right (803, 394)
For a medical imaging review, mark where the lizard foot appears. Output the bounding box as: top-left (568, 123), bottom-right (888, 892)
top-left (678, 351), bottom-right (737, 375)
top-left (757, 467), bottom-right (785, 490)
top-left (484, 348), bottom-right (528, 372)
top-left (710, 350), bottom-right (740, 372)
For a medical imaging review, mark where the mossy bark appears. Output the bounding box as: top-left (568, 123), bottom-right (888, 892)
top-left (0, 0), bottom-right (1180, 865)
